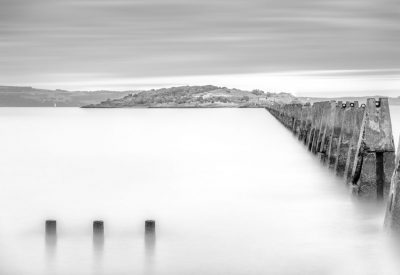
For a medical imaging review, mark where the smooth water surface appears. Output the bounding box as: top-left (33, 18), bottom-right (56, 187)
top-left (1, 107), bottom-right (400, 275)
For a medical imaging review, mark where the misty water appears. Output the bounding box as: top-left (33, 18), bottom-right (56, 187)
top-left (1, 107), bottom-right (400, 275)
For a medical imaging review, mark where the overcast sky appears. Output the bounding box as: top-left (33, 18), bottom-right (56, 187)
top-left (0, 0), bottom-right (399, 96)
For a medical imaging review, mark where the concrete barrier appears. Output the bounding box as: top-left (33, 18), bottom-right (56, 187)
top-left (266, 97), bottom-right (396, 200)
top-left (318, 101), bottom-right (337, 164)
top-left (344, 105), bottom-right (366, 184)
top-left (385, 135), bottom-right (400, 230)
top-left (335, 102), bottom-right (358, 177)
top-left (299, 104), bottom-right (311, 142)
top-left (314, 102), bottom-right (330, 155)
top-left (312, 102), bottom-right (331, 154)
top-left (310, 103), bottom-right (323, 153)
top-left (327, 102), bottom-right (345, 169)
top-left (350, 98), bottom-right (396, 199)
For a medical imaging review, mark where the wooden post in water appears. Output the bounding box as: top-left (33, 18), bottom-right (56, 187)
top-left (93, 220), bottom-right (104, 235)
top-left (145, 220), bottom-right (156, 237)
top-left (45, 220), bottom-right (57, 236)
top-left (45, 220), bottom-right (57, 246)
top-left (93, 220), bottom-right (104, 245)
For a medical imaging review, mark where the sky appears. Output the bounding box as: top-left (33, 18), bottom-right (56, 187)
top-left (0, 0), bottom-right (399, 96)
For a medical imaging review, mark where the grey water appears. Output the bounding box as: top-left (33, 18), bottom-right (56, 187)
top-left (1, 107), bottom-right (400, 275)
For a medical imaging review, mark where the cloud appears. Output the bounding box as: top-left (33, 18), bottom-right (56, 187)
top-left (0, 0), bottom-right (399, 93)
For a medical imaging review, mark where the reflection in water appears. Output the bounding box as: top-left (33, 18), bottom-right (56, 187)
top-left (145, 231), bottom-right (156, 256)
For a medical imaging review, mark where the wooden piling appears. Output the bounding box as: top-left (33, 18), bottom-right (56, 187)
top-left (145, 220), bottom-right (156, 236)
top-left (45, 220), bottom-right (57, 236)
top-left (93, 220), bottom-right (104, 240)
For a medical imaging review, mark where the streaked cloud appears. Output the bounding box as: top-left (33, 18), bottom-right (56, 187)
top-left (0, 0), bottom-right (399, 94)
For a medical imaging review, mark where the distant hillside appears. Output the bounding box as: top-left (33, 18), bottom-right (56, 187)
top-left (0, 86), bottom-right (133, 107)
top-left (1, 85), bottom-right (397, 108)
top-left (83, 85), bottom-right (300, 108)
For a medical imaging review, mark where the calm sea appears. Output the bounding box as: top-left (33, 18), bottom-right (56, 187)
top-left (0, 106), bottom-right (400, 275)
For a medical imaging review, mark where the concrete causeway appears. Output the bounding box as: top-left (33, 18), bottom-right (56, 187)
top-left (266, 98), bottom-right (400, 231)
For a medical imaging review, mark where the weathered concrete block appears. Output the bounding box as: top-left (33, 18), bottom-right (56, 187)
top-left (351, 98), bottom-right (395, 199)
top-left (266, 103), bottom-right (303, 135)
top-left (310, 102), bottom-right (324, 154)
top-left (291, 104), bottom-right (303, 135)
top-left (384, 135), bottom-right (400, 231)
top-left (306, 102), bottom-right (324, 151)
top-left (302, 105), bottom-right (313, 145)
top-left (335, 102), bottom-right (355, 177)
top-left (312, 102), bottom-right (330, 154)
top-left (327, 102), bottom-right (344, 168)
top-left (299, 104), bottom-right (311, 142)
top-left (344, 105), bottom-right (365, 184)
top-left (319, 102), bottom-right (337, 163)
top-left (315, 101), bottom-right (333, 154)
top-left (351, 152), bottom-right (378, 198)
top-left (384, 151), bottom-right (396, 198)
top-left (305, 104), bottom-right (316, 148)
top-left (298, 106), bottom-right (308, 140)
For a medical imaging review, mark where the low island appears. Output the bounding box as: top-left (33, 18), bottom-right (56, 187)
top-left (82, 85), bottom-right (299, 108)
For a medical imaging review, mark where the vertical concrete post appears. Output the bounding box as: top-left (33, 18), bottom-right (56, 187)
top-left (327, 101), bottom-right (345, 169)
top-left (303, 105), bottom-right (313, 145)
top-left (319, 101), bottom-right (337, 163)
top-left (299, 104), bottom-right (311, 142)
top-left (291, 104), bottom-right (303, 135)
top-left (344, 104), bottom-right (365, 184)
top-left (311, 102), bottom-right (323, 154)
top-left (306, 103), bottom-right (318, 150)
top-left (384, 134), bottom-right (400, 230)
top-left (350, 98), bottom-right (396, 199)
top-left (312, 102), bottom-right (331, 154)
top-left (335, 102), bottom-right (355, 177)
top-left (315, 102), bottom-right (330, 154)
